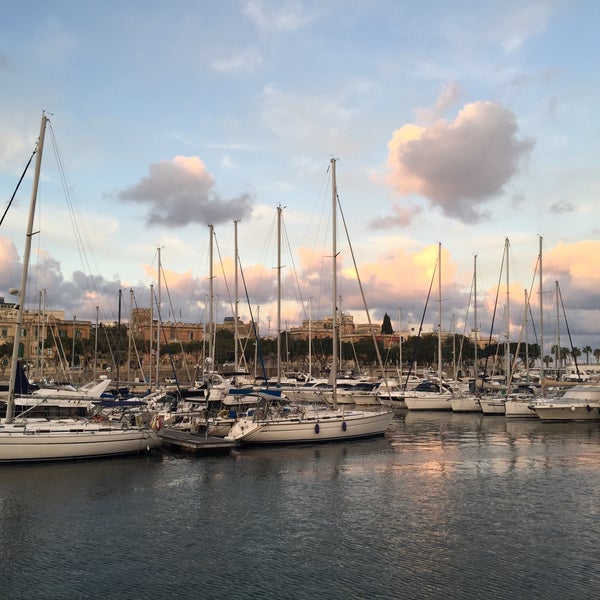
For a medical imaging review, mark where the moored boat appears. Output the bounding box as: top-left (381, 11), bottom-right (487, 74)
top-left (531, 385), bottom-right (600, 422)
top-left (0, 418), bottom-right (160, 462)
top-left (0, 114), bottom-right (161, 463)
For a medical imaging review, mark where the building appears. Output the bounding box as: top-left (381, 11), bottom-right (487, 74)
top-left (0, 296), bottom-right (92, 378)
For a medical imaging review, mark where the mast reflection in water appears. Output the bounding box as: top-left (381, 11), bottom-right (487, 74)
top-left (2, 412), bottom-right (600, 600)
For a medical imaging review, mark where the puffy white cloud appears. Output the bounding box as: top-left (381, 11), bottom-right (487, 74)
top-left (118, 156), bottom-right (253, 227)
top-left (385, 101), bottom-right (535, 222)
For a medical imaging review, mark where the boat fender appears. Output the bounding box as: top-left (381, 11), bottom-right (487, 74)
top-left (315, 423), bottom-right (320, 434)
top-left (570, 405), bottom-right (576, 411)
top-left (342, 421), bottom-right (347, 432)
top-left (586, 404), bottom-right (592, 412)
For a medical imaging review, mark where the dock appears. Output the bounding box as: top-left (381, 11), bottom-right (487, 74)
top-left (158, 428), bottom-right (238, 455)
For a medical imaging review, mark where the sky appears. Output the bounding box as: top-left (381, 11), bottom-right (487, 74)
top-left (1, 0), bottom-right (600, 358)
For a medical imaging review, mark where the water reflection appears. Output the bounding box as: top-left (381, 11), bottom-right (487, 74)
top-left (2, 413), bottom-right (600, 599)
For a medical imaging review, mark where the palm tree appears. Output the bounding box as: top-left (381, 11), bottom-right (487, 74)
top-left (595, 348), bottom-right (600, 364)
top-left (582, 345), bottom-right (593, 364)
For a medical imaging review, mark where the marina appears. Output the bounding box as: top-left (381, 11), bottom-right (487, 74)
top-left (2, 411), bottom-right (600, 599)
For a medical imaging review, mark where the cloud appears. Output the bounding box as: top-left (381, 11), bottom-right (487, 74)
top-left (496, 4), bottom-right (554, 54)
top-left (385, 101), bottom-right (535, 222)
top-left (118, 156), bottom-right (253, 227)
top-left (210, 46), bottom-right (263, 73)
top-left (369, 203), bottom-right (422, 229)
top-left (260, 84), bottom-right (357, 151)
top-left (415, 81), bottom-right (464, 124)
top-left (549, 200), bottom-right (574, 214)
top-left (244, 0), bottom-right (318, 32)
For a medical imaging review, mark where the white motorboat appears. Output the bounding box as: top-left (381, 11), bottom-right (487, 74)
top-left (531, 385), bottom-right (600, 422)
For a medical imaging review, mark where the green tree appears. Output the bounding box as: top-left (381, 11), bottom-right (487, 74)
top-left (381, 313), bottom-right (393, 335)
top-left (571, 347), bottom-right (581, 365)
top-left (582, 345), bottom-right (593, 364)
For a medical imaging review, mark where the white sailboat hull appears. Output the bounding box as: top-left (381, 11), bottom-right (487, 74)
top-left (479, 397), bottom-right (506, 415)
top-left (0, 421), bottom-right (161, 462)
top-left (504, 399), bottom-right (537, 418)
top-left (450, 396), bottom-right (482, 413)
top-left (225, 410), bottom-right (392, 444)
top-left (404, 395), bottom-right (452, 411)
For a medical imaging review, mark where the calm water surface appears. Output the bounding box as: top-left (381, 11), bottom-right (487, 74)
top-left (2, 412), bottom-right (600, 599)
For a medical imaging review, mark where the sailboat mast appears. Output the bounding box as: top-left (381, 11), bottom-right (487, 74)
top-left (308, 297), bottom-right (312, 380)
top-left (331, 158), bottom-right (338, 404)
top-left (437, 242), bottom-right (442, 390)
top-left (276, 205), bottom-right (282, 384)
top-left (397, 307), bottom-right (402, 376)
top-left (149, 283), bottom-right (154, 387)
top-left (156, 247), bottom-right (162, 382)
top-left (116, 289), bottom-right (122, 384)
top-left (539, 235), bottom-right (544, 393)
top-left (234, 219), bottom-right (239, 373)
top-left (208, 224), bottom-right (214, 370)
top-left (505, 237), bottom-right (510, 387)
top-left (473, 254), bottom-right (478, 382)
top-left (6, 113), bottom-right (48, 424)
top-left (94, 304), bottom-right (99, 381)
top-left (555, 280), bottom-right (561, 376)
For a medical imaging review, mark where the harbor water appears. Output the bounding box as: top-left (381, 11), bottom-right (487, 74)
top-left (2, 411), bottom-right (600, 599)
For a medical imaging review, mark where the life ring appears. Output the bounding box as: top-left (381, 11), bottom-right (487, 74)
top-left (218, 410), bottom-right (229, 419)
top-left (93, 414), bottom-right (104, 423)
top-left (152, 415), bottom-right (164, 430)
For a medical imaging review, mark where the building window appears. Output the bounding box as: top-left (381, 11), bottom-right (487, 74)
top-left (1, 329), bottom-right (6, 338)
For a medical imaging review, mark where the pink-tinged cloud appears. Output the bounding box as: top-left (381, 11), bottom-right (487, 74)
top-left (118, 156), bottom-right (253, 227)
top-left (385, 101), bottom-right (535, 222)
top-left (291, 244), bottom-right (459, 316)
top-left (369, 203), bottom-right (422, 229)
top-left (544, 240), bottom-right (600, 298)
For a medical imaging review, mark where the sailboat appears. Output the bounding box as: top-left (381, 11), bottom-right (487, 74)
top-left (504, 238), bottom-right (541, 418)
top-left (479, 237), bottom-right (512, 415)
top-left (225, 159), bottom-right (392, 444)
top-left (0, 113), bottom-right (161, 462)
top-left (451, 254), bottom-right (483, 413)
top-left (404, 243), bottom-right (453, 411)
top-left (0, 361), bottom-right (112, 420)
